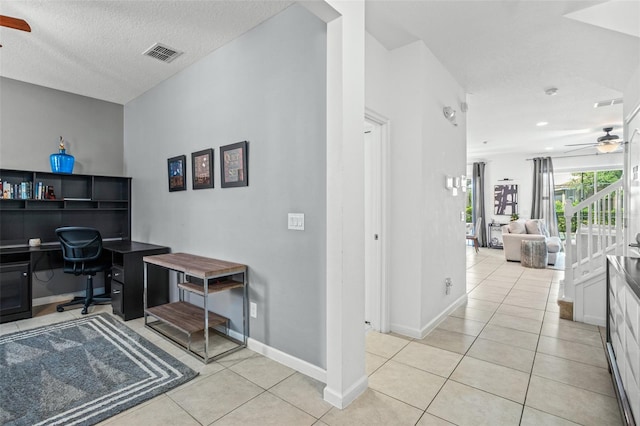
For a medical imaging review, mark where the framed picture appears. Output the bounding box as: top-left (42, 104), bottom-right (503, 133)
top-left (494, 184), bottom-right (518, 215)
top-left (167, 155), bottom-right (186, 192)
top-left (191, 148), bottom-right (214, 189)
top-left (220, 141), bottom-right (248, 188)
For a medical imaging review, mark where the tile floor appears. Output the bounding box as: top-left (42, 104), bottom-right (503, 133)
top-left (0, 247), bottom-right (622, 425)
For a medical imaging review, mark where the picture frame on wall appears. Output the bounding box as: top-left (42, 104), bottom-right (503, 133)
top-left (220, 141), bottom-right (248, 188)
top-left (167, 155), bottom-right (187, 192)
top-left (494, 184), bottom-right (518, 215)
top-left (191, 148), bottom-right (214, 189)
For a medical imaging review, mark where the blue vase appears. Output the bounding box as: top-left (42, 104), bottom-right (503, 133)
top-left (50, 148), bottom-right (75, 174)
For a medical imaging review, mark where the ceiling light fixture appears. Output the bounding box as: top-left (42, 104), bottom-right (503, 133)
top-left (545, 87), bottom-right (558, 96)
top-left (596, 127), bottom-right (620, 153)
top-left (537, 122), bottom-right (548, 127)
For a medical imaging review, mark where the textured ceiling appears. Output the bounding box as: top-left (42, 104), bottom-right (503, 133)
top-left (1, 0), bottom-right (639, 158)
top-left (0, 1), bottom-right (293, 104)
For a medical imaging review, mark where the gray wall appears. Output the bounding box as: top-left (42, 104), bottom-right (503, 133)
top-left (124, 5), bottom-right (327, 367)
top-left (0, 77), bottom-right (124, 175)
top-left (1, 77), bottom-right (123, 301)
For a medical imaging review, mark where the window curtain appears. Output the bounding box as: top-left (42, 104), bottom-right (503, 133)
top-left (531, 157), bottom-right (559, 237)
top-left (472, 162), bottom-right (487, 247)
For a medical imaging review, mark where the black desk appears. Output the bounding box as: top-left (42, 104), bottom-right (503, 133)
top-left (0, 240), bottom-right (170, 323)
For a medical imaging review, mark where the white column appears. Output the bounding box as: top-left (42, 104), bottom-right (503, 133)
top-left (322, 0), bottom-right (367, 409)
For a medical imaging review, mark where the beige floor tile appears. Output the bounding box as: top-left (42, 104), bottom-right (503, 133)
top-left (216, 347), bottom-right (261, 368)
top-left (510, 284), bottom-right (550, 294)
top-left (213, 391), bottom-right (316, 425)
top-left (468, 291), bottom-right (506, 303)
top-left (537, 336), bottom-right (608, 368)
top-left (230, 354), bottom-right (296, 389)
top-left (496, 304), bottom-right (545, 321)
top-left (416, 328), bottom-right (477, 354)
top-left (473, 285), bottom-right (512, 295)
top-left (175, 352), bottom-right (225, 377)
top-left (532, 353), bottom-right (615, 397)
top-left (416, 412), bottom-right (456, 425)
top-left (467, 338), bottom-right (535, 373)
top-left (488, 313), bottom-right (542, 334)
top-left (320, 388), bottom-right (423, 426)
top-left (270, 372), bottom-right (333, 419)
top-left (525, 375), bottom-right (620, 426)
top-left (427, 380), bottom-right (523, 426)
top-left (541, 322), bottom-right (604, 348)
top-left (100, 395), bottom-right (198, 426)
top-left (516, 278), bottom-right (551, 287)
top-left (465, 298), bottom-right (501, 312)
top-left (450, 306), bottom-right (494, 323)
top-left (520, 406), bottom-right (580, 426)
top-left (365, 331), bottom-right (410, 358)
top-left (543, 315), bottom-right (600, 331)
top-left (508, 288), bottom-right (549, 301)
top-left (502, 295), bottom-right (547, 310)
top-left (478, 324), bottom-right (539, 351)
top-left (546, 302), bottom-right (560, 313)
top-left (436, 316), bottom-right (486, 337)
top-left (365, 351), bottom-right (388, 375)
top-left (392, 341), bottom-right (462, 378)
top-left (450, 357), bottom-right (529, 403)
top-left (368, 360), bottom-right (445, 409)
top-left (169, 369), bottom-right (263, 424)
top-left (0, 321), bottom-right (19, 336)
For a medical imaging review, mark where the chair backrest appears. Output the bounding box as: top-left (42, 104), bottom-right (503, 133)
top-left (474, 217), bottom-right (483, 236)
top-left (56, 227), bottom-right (103, 263)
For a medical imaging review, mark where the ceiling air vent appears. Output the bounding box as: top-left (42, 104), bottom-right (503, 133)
top-left (142, 43), bottom-right (183, 63)
top-left (593, 98), bottom-right (623, 108)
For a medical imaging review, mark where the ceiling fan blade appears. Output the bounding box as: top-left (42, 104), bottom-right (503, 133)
top-left (564, 142), bottom-right (598, 147)
top-left (0, 15), bottom-right (31, 32)
top-left (563, 146), bottom-right (592, 154)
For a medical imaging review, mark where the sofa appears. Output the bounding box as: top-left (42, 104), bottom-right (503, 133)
top-left (501, 219), bottom-right (562, 265)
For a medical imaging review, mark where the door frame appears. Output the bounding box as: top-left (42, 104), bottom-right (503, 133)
top-left (365, 108), bottom-right (390, 333)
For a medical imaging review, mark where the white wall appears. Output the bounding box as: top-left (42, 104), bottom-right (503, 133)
top-left (124, 4), bottom-right (328, 368)
top-left (624, 65), bottom-right (640, 256)
top-left (365, 35), bottom-right (467, 337)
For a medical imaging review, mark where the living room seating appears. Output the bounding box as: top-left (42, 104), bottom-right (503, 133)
top-left (501, 219), bottom-right (561, 265)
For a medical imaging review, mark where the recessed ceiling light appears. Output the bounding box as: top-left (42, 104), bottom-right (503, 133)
top-left (537, 122), bottom-right (549, 126)
top-left (545, 147), bottom-right (554, 151)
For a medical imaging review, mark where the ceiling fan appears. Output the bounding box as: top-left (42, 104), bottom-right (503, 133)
top-left (0, 15), bottom-right (31, 47)
top-left (564, 127), bottom-right (622, 154)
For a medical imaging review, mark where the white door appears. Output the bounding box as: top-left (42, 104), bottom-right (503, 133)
top-left (364, 119), bottom-right (382, 331)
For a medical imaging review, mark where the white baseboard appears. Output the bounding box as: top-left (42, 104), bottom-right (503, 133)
top-left (583, 315), bottom-right (606, 327)
top-left (247, 338), bottom-right (327, 383)
top-left (389, 293), bottom-right (468, 339)
top-left (323, 375), bottom-right (368, 409)
top-left (419, 293), bottom-right (468, 338)
top-left (33, 287), bottom-right (107, 307)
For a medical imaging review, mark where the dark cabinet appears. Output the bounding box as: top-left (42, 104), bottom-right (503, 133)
top-left (105, 241), bottom-right (170, 321)
top-left (0, 169), bottom-right (131, 247)
top-left (0, 262), bottom-right (31, 323)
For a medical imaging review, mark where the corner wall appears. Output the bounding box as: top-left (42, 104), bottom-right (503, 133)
top-left (124, 4), bottom-right (327, 368)
top-left (365, 35), bottom-right (467, 337)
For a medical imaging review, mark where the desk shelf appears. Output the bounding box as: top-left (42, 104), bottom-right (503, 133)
top-left (178, 279), bottom-right (244, 296)
top-left (146, 301), bottom-right (229, 334)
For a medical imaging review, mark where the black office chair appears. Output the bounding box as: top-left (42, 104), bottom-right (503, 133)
top-left (56, 227), bottom-right (111, 315)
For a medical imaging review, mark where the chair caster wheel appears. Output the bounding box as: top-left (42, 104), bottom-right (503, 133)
top-left (56, 306), bottom-right (64, 312)
top-left (81, 308), bottom-right (88, 315)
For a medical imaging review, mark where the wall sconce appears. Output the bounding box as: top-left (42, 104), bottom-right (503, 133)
top-left (445, 176), bottom-right (454, 190)
top-left (443, 106), bottom-right (457, 126)
top-left (445, 175), bottom-right (462, 196)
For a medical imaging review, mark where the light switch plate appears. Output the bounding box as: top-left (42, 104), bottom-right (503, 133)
top-left (288, 213), bottom-right (305, 230)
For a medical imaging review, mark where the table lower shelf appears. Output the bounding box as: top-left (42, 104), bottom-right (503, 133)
top-left (145, 301), bottom-right (243, 362)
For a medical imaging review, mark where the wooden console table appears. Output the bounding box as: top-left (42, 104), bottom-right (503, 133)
top-left (143, 252), bottom-right (247, 363)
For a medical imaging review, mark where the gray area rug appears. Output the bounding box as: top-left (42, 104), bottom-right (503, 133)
top-left (0, 313), bottom-right (198, 426)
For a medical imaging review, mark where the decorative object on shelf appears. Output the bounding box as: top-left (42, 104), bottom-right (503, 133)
top-left (167, 155), bottom-right (186, 192)
top-left (220, 141), bottom-right (248, 188)
top-left (494, 184), bottom-right (518, 215)
top-left (191, 148), bottom-right (214, 190)
top-left (50, 136), bottom-right (75, 174)
top-left (510, 213), bottom-right (519, 221)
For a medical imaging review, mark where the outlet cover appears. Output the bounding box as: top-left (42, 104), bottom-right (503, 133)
top-left (250, 302), bottom-right (257, 318)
